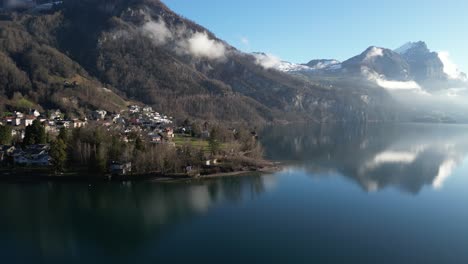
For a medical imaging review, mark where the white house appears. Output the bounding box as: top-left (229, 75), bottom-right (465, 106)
top-left (72, 119), bottom-right (87, 128)
top-left (143, 106), bottom-right (153, 112)
top-left (15, 112), bottom-right (24, 118)
top-left (22, 116), bottom-right (36, 127)
top-left (92, 110), bottom-right (107, 120)
top-left (128, 105), bottom-right (140, 113)
top-left (109, 161), bottom-right (132, 175)
top-left (30, 109), bottom-right (40, 117)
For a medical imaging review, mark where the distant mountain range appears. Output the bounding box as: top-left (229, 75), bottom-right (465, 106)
top-left (268, 41), bottom-right (467, 93)
top-left (0, 0), bottom-right (466, 124)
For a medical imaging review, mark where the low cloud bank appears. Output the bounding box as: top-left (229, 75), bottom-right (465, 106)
top-left (438, 51), bottom-right (463, 79)
top-left (140, 15), bottom-right (226, 60)
top-left (252, 53), bottom-right (282, 69)
top-left (362, 67), bottom-right (423, 91)
top-left (181, 32), bottom-right (226, 60)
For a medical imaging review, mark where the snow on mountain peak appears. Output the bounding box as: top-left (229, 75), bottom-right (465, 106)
top-left (306, 59), bottom-right (341, 70)
top-left (252, 53), bottom-right (312, 72)
top-left (394, 41), bottom-right (427, 54)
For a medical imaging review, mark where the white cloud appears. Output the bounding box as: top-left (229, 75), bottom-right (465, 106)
top-left (140, 16), bottom-right (226, 61)
top-left (375, 79), bottom-right (422, 90)
top-left (438, 51), bottom-right (462, 79)
top-left (362, 145), bottom-right (428, 173)
top-left (433, 159), bottom-right (456, 189)
top-left (362, 67), bottom-right (424, 91)
top-left (141, 18), bottom-right (173, 46)
top-left (365, 47), bottom-right (384, 61)
top-left (373, 151), bottom-right (418, 164)
top-left (181, 32), bottom-right (226, 60)
top-left (253, 53), bottom-right (282, 69)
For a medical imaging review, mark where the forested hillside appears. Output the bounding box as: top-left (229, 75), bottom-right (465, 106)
top-left (0, 0), bottom-right (396, 124)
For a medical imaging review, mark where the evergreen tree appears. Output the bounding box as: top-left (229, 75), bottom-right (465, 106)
top-left (50, 139), bottom-right (67, 173)
top-left (208, 128), bottom-right (221, 155)
top-left (0, 125), bottom-right (12, 145)
top-left (58, 127), bottom-right (69, 143)
top-left (134, 136), bottom-right (145, 152)
top-left (108, 135), bottom-right (124, 161)
top-left (23, 120), bottom-right (46, 145)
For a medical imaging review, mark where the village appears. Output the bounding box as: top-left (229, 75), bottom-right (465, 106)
top-left (0, 104), bottom-right (267, 179)
top-left (0, 105), bottom-right (178, 173)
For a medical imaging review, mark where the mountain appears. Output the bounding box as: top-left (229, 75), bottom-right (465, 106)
top-left (341, 46), bottom-right (411, 81)
top-left (395, 41), bottom-right (446, 82)
top-left (281, 41), bottom-right (467, 90)
top-left (0, 0), bottom-right (395, 124)
top-left (277, 41), bottom-right (468, 123)
top-left (304, 59), bottom-right (341, 71)
top-left (251, 52), bottom-right (314, 72)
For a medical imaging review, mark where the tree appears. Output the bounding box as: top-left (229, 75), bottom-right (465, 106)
top-left (58, 127), bottom-right (69, 142)
top-left (50, 139), bottom-right (67, 173)
top-left (134, 136), bottom-right (145, 152)
top-left (0, 125), bottom-right (12, 145)
top-left (208, 128), bottom-right (221, 155)
top-left (23, 120), bottom-right (46, 145)
top-left (108, 135), bottom-right (124, 161)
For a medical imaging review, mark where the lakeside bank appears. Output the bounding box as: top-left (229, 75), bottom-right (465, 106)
top-left (0, 161), bottom-right (282, 184)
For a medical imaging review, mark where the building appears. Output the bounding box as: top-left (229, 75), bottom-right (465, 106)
top-left (2, 116), bottom-right (21, 126)
top-left (92, 110), bottom-right (107, 120)
top-left (56, 120), bottom-right (71, 129)
top-left (142, 106), bottom-right (153, 112)
top-left (0, 145), bottom-right (15, 162)
top-left (49, 109), bottom-right (62, 120)
top-left (22, 116), bottom-right (36, 127)
top-left (128, 105), bottom-right (140, 113)
top-left (72, 119), bottom-right (87, 128)
top-left (164, 128), bottom-right (174, 138)
top-left (13, 145), bottom-right (50, 166)
top-left (15, 112), bottom-right (24, 118)
top-left (30, 109), bottom-right (40, 117)
top-left (14, 153), bottom-right (50, 166)
top-left (109, 161), bottom-right (132, 176)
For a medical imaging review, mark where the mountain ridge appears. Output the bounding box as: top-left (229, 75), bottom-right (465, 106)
top-left (279, 41), bottom-right (467, 92)
top-left (0, 0), bottom-right (395, 124)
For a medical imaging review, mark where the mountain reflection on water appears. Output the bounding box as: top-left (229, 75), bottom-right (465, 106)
top-left (1, 123), bottom-right (468, 263)
top-left (0, 175), bottom-right (274, 262)
top-left (261, 123), bottom-right (468, 194)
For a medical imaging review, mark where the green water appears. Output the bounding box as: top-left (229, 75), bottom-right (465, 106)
top-left (1, 123), bottom-right (468, 263)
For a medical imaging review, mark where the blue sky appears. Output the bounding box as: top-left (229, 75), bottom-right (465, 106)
top-left (164, 0), bottom-right (467, 71)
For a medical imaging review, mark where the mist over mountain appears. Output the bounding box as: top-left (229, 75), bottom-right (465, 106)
top-left (275, 41), bottom-right (468, 123)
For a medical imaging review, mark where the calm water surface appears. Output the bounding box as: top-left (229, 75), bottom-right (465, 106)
top-left (1, 123), bottom-right (468, 263)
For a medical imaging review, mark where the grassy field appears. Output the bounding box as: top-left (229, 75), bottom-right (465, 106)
top-left (173, 134), bottom-right (210, 151)
top-left (172, 134), bottom-right (235, 154)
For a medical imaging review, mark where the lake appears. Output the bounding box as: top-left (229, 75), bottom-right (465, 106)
top-left (1, 123), bottom-right (468, 263)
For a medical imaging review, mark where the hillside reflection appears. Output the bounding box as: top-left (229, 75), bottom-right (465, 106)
top-left (0, 174), bottom-right (273, 261)
top-left (262, 123), bottom-right (468, 194)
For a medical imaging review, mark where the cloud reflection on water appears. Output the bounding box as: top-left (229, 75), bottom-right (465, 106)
top-left (262, 123), bottom-right (468, 194)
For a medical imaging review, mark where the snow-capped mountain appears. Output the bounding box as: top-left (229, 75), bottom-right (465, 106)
top-left (252, 53), bottom-right (342, 73)
top-left (275, 41), bottom-right (466, 91)
top-left (304, 59), bottom-right (342, 71)
top-left (275, 61), bottom-right (314, 72)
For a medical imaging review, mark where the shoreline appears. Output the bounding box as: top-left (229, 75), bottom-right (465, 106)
top-left (0, 162), bottom-right (282, 184)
